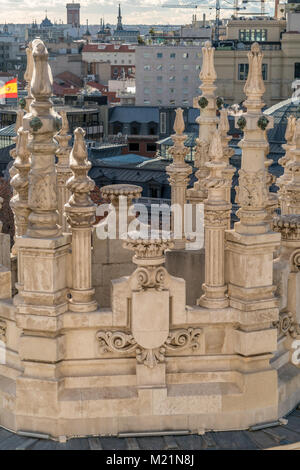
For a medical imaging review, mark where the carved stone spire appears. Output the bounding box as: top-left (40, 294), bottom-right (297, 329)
top-left (187, 40), bottom-right (219, 205)
top-left (22, 38), bottom-right (62, 238)
top-left (65, 127), bottom-right (97, 312)
top-left (244, 42), bottom-right (265, 111)
top-left (55, 110), bottom-right (72, 232)
top-left (166, 108), bottom-right (192, 249)
top-left (199, 130), bottom-right (231, 309)
top-left (234, 43), bottom-right (270, 234)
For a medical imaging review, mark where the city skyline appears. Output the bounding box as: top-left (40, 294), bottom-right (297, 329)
top-left (0, 0), bottom-right (274, 26)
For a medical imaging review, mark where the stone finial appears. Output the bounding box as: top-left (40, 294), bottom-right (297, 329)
top-left (244, 42), bottom-right (265, 103)
top-left (30, 39), bottom-right (52, 101)
top-left (200, 40), bottom-right (217, 83)
top-left (66, 128), bottom-right (95, 215)
top-left (56, 110), bottom-right (71, 167)
top-left (173, 108), bottom-right (185, 135)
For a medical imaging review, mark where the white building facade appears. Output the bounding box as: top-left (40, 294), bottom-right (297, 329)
top-left (135, 45), bottom-right (204, 107)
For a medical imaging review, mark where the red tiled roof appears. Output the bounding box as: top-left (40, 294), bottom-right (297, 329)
top-left (53, 81), bottom-right (80, 96)
top-left (54, 71), bottom-right (83, 88)
top-left (82, 44), bottom-right (135, 53)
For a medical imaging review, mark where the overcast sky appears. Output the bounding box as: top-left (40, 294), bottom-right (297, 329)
top-left (0, 0), bottom-right (274, 25)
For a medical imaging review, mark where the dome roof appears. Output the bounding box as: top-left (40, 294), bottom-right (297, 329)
top-left (264, 98), bottom-right (300, 142)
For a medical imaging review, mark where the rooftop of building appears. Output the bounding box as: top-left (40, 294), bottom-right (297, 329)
top-left (82, 43), bottom-right (136, 53)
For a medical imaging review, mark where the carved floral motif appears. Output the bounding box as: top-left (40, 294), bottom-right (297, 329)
top-left (96, 328), bottom-right (202, 369)
top-left (0, 320), bottom-right (7, 343)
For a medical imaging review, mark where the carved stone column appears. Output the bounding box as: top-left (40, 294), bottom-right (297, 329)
top-left (166, 108), bottom-right (192, 249)
top-left (55, 110), bottom-right (72, 232)
top-left (226, 43), bottom-right (280, 312)
top-left (65, 127), bottom-right (97, 312)
top-left (22, 39), bottom-right (62, 239)
top-left (0, 197), bottom-right (11, 299)
top-left (277, 115), bottom-right (296, 215)
top-left (198, 131), bottom-right (231, 309)
top-left (187, 41), bottom-right (219, 205)
top-left (100, 183), bottom-right (142, 238)
top-left (23, 42), bottom-right (34, 112)
top-left (286, 119), bottom-right (300, 215)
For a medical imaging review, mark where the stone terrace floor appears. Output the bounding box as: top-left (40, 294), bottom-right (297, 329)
top-left (0, 407), bottom-right (300, 450)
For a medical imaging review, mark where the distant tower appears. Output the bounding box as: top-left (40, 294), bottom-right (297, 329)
top-left (66, 2), bottom-right (80, 27)
top-left (116, 3), bottom-right (123, 31)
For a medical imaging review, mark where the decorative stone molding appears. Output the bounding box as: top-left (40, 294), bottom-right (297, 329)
top-left (123, 235), bottom-right (173, 265)
top-left (96, 327), bottom-right (202, 369)
top-left (0, 320), bottom-right (6, 343)
top-left (290, 249), bottom-right (300, 273)
top-left (273, 311), bottom-right (300, 339)
top-left (55, 110), bottom-right (72, 232)
top-left (273, 215), bottom-right (300, 241)
top-left (236, 169), bottom-right (268, 209)
top-left (166, 108), bottom-right (192, 249)
top-left (101, 183), bottom-right (142, 231)
top-left (65, 127), bottom-right (97, 312)
top-left (22, 38), bottom-right (61, 238)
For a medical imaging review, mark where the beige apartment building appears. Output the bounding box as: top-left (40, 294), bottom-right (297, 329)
top-left (214, 16), bottom-right (300, 106)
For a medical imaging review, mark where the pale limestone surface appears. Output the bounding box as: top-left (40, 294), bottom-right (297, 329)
top-left (0, 40), bottom-right (299, 439)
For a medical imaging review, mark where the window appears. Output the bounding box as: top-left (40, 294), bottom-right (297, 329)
top-left (183, 52), bottom-right (189, 58)
top-left (160, 112), bottom-right (167, 134)
top-left (196, 64), bottom-right (201, 70)
top-left (147, 143), bottom-right (157, 152)
top-left (144, 87), bottom-right (150, 94)
top-left (143, 53), bottom-right (150, 58)
top-left (239, 28), bottom-right (267, 42)
top-left (183, 76), bottom-right (189, 82)
top-left (129, 142), bottom-right (140, 151)
top-left (170, 64), bottom-right (175, 70)
top-left (170, 53), bottom-right (176, 58)
top-left (169, 76), bottom-right (175, 81)
top-left (182, 100), bottom-right (189, 106)
top-left (170, 88), bottom-right (175, 93)
top-left (295, 63), bottom-right (300, 79)
top-left (144, 65), bottom-right (151, 70)
top-left (238, 63), bottom-right (267, 80)
top-left (156, 64), bottom-right (163, 70)
top-left (238, 63), bottom-right (249, 80)
top-left (196, 52), bottom-right (201, 58)
top-left (157, 76), bottom-right (163, 81)
top-left (170, 99), bottom-right (175, 105)
top-left (262, 63), bottom-right (268, 80)
top-left (144, 100), bottom-right (150, 104)
top-left (157, 99), bottom-right (162, 105)
top-left (183, 88), bottom-right (189, 95)
top-left (183, 64), bottom-right (189, 70)
top-left (157, 87), bottom-right (163, 94)
top-left (157, 52), bottom-right (163, 58)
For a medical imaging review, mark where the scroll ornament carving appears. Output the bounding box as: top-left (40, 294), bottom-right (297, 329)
top-left (291, 249), bottom-right (300, 273)
top-left (132, 266), bottom-right (167, 291)
top-left (273, 311), bottom-right (300, 339)
top-left (236, 169), bottom-right (268, 208)
top-left (204, 209), bottom-right (230, 227)
top-left (96, 328), bottom-right (202, 369)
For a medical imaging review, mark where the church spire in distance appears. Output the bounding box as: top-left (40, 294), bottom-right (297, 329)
top-left (117, 3), bottom-right (123, 31)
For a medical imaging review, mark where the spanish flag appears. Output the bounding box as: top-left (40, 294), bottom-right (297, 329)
top-left (0, 78), bottom-right (18, 99)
